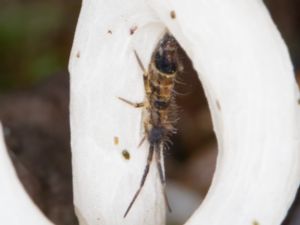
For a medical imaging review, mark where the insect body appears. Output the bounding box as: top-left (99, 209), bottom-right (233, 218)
top-left (120, 33), bottom-right (181, 217)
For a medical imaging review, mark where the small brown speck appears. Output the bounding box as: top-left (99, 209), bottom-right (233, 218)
top-left (108, 30), bottom-right (112, 34)
top-left (114, 136), bottom-right (119, 145)
top-left (253, 221), bottom-right (259, 225)
top-left (170, 10), bottom-right (176, 19)
top-left (216, 100), bottom-right (221, 111)
top-left (76, 51), bottom-right (80, 58)
top-left (130, 25), bottom-right (138, 35)
top-left (297, 98), bottom-right (300, 105)
top-left (122, 150), bottom-right (130, 160)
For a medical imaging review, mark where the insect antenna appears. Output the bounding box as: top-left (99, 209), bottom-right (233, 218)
top-left (124, 144), bottom-right (155, 218)
top-left (154, 143), bottom-right (172, 212)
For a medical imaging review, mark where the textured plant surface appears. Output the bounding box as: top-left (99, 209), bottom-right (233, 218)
top-left (69, 0), bottom-right (300, 225)
top-left (0, 0), bottom-right (299, 225)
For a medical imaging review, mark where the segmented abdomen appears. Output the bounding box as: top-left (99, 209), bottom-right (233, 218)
top-left (145, 33), bottom-right (180, 141)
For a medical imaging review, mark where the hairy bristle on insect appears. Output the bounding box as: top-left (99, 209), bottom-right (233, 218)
top-left (121, 32), bottom-right (181, 217)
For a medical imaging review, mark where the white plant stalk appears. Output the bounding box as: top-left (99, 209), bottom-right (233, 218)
top-left (69, 0), bottom-right (300, 225)
top-left (0, 123), bottom-right (53, 225)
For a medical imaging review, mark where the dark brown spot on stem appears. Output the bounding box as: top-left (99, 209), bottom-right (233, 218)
top-left (298, 98), bottom-right (300, 105)
top-left (130, 26), bottom-right (138, 35)
top-left (76, 51), bottom-right (80, 58)
top-left (108, 30), bottom-right (112, 34)
top-left (253, 220), bottom-right (260, 225)
top-left (170, 10), bottom-right (176, 19)
top-left (122, 150), bottom-right (130, 160)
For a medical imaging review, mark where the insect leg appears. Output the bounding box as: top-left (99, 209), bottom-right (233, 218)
top-left (118, 51), bottom-right (148, 109)
top-left (118, 97), bottom-right (144, 108)
top-left (134, 50), bottom-right (146, 74)
top-left (154, 144), bottom-right (172, 212)
top-left (137, 135), bottom-right (146, 148)
top-left (124, 144), bottom-right (155, 218)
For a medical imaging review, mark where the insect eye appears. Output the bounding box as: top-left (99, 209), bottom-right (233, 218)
top-left (155, 53), bottom-right (177, 74)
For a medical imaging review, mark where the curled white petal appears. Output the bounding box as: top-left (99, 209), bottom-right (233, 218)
top-left (0, 123), bottom-right (53, 225)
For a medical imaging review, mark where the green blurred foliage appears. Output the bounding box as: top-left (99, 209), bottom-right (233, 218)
top-left (0, 0), bottom-right (299, 93)
top-left (0, 0), bottom-right (80, 92)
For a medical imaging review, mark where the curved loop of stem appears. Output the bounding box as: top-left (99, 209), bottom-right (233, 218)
top-left (69, 1), bottom-right (300, 225)
top-left (147, 1), bottom-right (300, 225)
top-left (0, 123), bottom-right (53, 225)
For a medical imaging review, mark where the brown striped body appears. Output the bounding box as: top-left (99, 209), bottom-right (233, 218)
top-left (123, 33), bottom-right (181, 217)
top-left (143, 33), bottom-right (180, 145)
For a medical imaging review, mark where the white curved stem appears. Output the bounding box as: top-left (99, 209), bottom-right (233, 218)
top-left (0, 123), bottom-right (53, 225)
top-left (148, 1), bottom-right (300, 225)
top-left (69, 0), bottom-right (300, 225)
top-left (69, 1), bottom-right (166, 224)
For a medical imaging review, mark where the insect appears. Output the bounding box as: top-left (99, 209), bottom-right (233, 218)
top-left (119, 33), bottom-right (182, 217)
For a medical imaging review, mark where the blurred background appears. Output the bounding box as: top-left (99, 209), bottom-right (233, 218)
top-left (0, 0), bottom-right (299, 225)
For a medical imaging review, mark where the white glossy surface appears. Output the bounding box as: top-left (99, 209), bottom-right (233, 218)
top-left (69, 0), bottom-right (300, 224)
